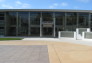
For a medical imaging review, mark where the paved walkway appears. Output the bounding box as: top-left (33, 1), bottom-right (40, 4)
top-left (0, 40), bottom-right (92, 63)
top-left (23, 38), bottom-right (92, 46)
top-left (0, 45), bottom-right (49, 63)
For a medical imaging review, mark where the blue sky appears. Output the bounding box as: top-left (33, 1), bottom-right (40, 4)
top-left (0, 0), bottom-right (92, 10)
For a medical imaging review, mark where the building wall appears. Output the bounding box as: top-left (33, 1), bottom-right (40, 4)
top-left (0, 11), bottom-right (92, 37)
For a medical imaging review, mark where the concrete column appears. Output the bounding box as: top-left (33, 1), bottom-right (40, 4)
top-left (77, 13), bottom-right (79, 28)
top-left (82, 32), bottom-right (85, 40)
top-left (53, 12), bottom-right (56, 37)
top-left (28, 12), bottom-right (30, 36)
top-left (65, 12), bottom-right (67, 31)
top-left (4, 12), bottom-right (7, 36)
top-left (58, 31), bottom-right (61, 38)
top-left (16, 12), bottom-right (18, 36)
top-left (89, 13), bottom-right (91, 28)
top-left (40, 12), bottom-right (42, 37)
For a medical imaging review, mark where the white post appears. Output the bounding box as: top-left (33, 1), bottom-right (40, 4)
top-left (74, 32), bottom-right (76, 40)
top-left (58, 31), bottom-right (61, 39)
top-left (87, 28), bottom-right (90, 32)
top-left (82, 32), bottom-right (85, 40)
top-left (76, 28), bottom-right (79, 40)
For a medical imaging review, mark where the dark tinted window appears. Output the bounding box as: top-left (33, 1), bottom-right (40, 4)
top-left (55, 12), bottom-right (65, 25)
top-left (0, 17), bottom-right (4, 20)
top-left (0, 13), bottom-right (4, 16)
top-left (30, 12), bottom-right (40, 25)
top-left (42, 12), bottom-right (53, 22)
top-left (7, 12), bottom-right (17, 25)
top-left (78, 13), bottom-right (89, 28)
top-left (18, 12), bottom-right (29, 36)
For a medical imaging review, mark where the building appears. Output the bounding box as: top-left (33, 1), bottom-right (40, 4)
top-left (0, 9), bottom-right (92, 37)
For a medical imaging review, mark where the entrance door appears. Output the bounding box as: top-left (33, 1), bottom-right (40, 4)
top-left (42, 27), bottom-right (53, 37)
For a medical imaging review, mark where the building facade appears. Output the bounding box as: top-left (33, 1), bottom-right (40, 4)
top-left (0, 9), bottom-right (92, 37)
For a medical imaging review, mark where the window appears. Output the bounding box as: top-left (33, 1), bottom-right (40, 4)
top-left (18, 12), bottom-right (29, 36)
top-left (78, 13), bottom-right (89, 28)
top-left (66, 12), bottom-right (77, 31)
top-left (42, 12), bottom-right (53, 22)
top-left (0, 13), bottom-right (4, 16)
top-left (6, 12), bottom-right (17, 25)
top-left (55, 12), bottom-right (65, 25)
top-left (30, 12), bottom-right (40, 25)
top-left (30, 27), bottom-right (40, 36)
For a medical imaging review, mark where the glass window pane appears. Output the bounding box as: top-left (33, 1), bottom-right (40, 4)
top-left (55, 12), bottom-right (65, 25)
top-left (30, 27), bottom-right (40, 36)
top-left (78, 13), bottom-right (89, 28)
top-left (18, 12), bottom-right (29, 36)
top-left (6, 12), bottom-right (17, 25)
top-left (0, 27), bottom-right (4, 36)
top-left (55, 12), bottom-right (65, 37)
top-left (42, 12), bottom-right (53, 22)
top-left (0, 13), bottom-right (4, 16)
top-left (30, 12), bottom-right (40, 25)
top-left (0, 17), bottom-right (4, 20)
top-left (66, 12), bottom-right (77, 31)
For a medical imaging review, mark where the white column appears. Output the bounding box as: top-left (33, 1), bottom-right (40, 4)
top-left (82, 32), bottom-right (85, 40)
top-left (28, 12), bottom-right (30, 36)
top-left (40, 12), bottom-right (42, 37)
top-left (74, 32), bottom-right (76, 40)
top-left (87, 28), bottom-right (90, 32)
top-left (58, 31), bottom-right (61, 38)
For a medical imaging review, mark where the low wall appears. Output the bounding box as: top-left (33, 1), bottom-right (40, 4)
top-left (82, 32), bottom-right (92, 41)
top-left (58, 31), bottom-right (76, 39)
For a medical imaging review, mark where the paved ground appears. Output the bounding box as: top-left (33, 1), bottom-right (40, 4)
top-left (23, 38), bottom-right (92, 46)
top-left (0, 45), bottom-right (49, 63)
top-left (0, 40), bottom-right (92, 63)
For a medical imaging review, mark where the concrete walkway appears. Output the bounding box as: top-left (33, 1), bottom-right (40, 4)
top-left (0, 40), bottom-right (92, 63)
top-left (23, 38), bottom-right (92, 46)
top-left (0, 45), bottom-right (49, 63)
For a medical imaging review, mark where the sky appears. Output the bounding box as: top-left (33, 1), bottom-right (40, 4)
top-left (0, 0), bottom-right (92, 10)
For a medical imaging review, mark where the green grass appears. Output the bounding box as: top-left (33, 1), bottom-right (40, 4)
top-left (0, 38), bottom-right (23, 41)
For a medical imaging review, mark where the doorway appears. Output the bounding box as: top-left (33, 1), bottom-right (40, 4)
top-left (42, 27), bottom-right (53, 37)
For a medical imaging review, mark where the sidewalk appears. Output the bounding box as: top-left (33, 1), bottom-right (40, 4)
top-left (23, 38), bottom-right (92, 46)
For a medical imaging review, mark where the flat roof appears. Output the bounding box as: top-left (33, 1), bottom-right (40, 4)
top-left (0, 9), bottom-right (92, 13)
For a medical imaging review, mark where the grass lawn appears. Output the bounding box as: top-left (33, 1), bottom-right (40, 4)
top-left (0, 38), bottom-right (23, 41)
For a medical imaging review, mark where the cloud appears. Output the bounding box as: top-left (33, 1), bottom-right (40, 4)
top-left (0, 0), bottom-right (4, 2)
top-left (15, 1), bottom-right (31, 8)
top-left (49, 2), bottom-right (68, 9)
top-left (61, 2), bottom-right (68, 6)
top-left (53, 3), bottom-right (58, 6)
top-left (0, 1), bottom-right (31, 9)
top-left (74, 6), bottom-right (79, 9)
top-left (22, 3), bottom-right (30, 8)
top-left (49, 6), bottom-right (54, 8)
top-left (49, 3), bottom-right (59, 9)
top-left (77, 0), bottom-right (91, 3)
top-left (16, 1), bottom-right (22, 5)
top-left (1, 4), bottom-right (14, 9)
